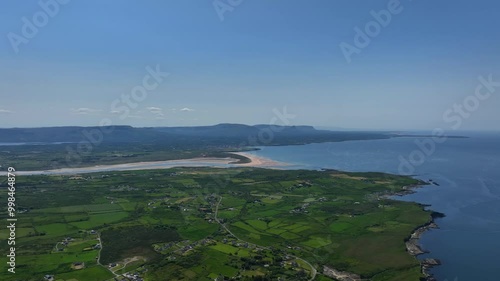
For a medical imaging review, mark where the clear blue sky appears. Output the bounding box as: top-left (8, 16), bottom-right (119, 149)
top-left (0, 0), bottom-right (499, 130)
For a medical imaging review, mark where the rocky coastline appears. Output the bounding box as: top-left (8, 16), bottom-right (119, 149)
top-left (405, 220), bottom-right (440, 279)
top-left (322, 180), bottom-right (445, 281)
top-left (396, 181), bottom-right (445, 281)
top-left (405, 208), bottom-right (445, 281)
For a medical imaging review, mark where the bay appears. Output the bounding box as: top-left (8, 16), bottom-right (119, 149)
top-left (247, 132), bottom-right (500, 281)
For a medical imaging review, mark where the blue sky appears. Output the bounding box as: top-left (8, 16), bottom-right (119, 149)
top-left (0, 0), bottom-right (499, 130)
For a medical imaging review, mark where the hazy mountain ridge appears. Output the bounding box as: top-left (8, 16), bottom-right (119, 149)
top-left (0, 124), bottom-right (392, 146)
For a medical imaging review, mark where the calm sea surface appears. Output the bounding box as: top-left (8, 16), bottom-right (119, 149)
top-left (0, 142), bottom-right (72, 146)
top-left (248, 132), bottom-right (500, 281)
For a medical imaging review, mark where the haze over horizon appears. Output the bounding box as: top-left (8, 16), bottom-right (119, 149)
top-left (1, 0), bottom-right (499, 130)
top-left (0, 123), bottom-right (498, 134)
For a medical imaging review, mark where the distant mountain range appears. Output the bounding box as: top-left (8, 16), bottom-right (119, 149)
top-left (0, 124), bottom-right (393, 147)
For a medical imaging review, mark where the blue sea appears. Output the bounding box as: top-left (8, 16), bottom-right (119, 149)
top-left (248, 131), bottom-right (500, 281)
top-left (0, 142), bottom-right (72, 146)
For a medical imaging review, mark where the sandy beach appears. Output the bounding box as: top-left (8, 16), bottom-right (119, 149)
top-left (229, 152), bottom-right (288, 167)
top-left (0, 153), bottom-right (287, 176)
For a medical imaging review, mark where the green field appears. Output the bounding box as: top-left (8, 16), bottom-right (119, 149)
top-left (0, 167), bottom-right (432, 281)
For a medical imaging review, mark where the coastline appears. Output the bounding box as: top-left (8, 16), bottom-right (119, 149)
top-left (398, 183), bottom-right (444, 281)
top-left (228, 151), bottom-right (288, 168)
top-left (321, 181), bottom-right (444, 281)
top-left (0, 153), bottom-right (287, 176)
top-left (2, 151), bottom-right (443, 280)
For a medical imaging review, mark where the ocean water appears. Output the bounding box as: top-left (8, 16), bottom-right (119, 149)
top-left (248, 132), bottom-right (500, 281)
top-left (0, 142), bottom-right (72, 146)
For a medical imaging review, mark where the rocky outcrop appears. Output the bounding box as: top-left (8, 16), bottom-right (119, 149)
top-left (405, 211), bottom-right (445, 281)
top-left (421, 258), bottom-right (441, 281)
top-left (323, 266), bottom-right (364, 281)
top-left (405, 222), bottom-right (439, 255)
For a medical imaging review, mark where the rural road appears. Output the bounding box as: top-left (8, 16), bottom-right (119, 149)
top-left (214, 196), bottom-right (318, 281)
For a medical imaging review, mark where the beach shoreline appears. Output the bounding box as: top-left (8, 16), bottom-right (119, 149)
top-left (228, 151), bottom-right (288, 167)
top-left (0, 153), bottom-right (288, 176)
